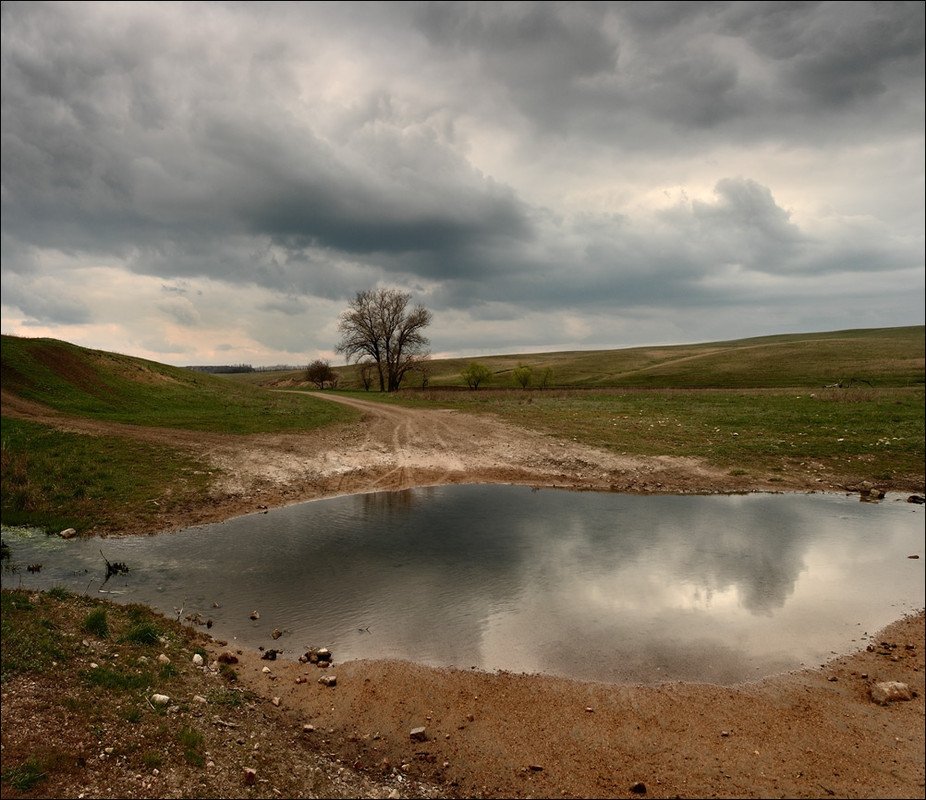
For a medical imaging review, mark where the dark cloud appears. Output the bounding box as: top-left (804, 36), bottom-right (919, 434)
top-left (0, 1), bottom-right (921, 363)
top-left (0, 274), bottom-right (93, 326)
top-left (722, 1), bottom-right (925, 108)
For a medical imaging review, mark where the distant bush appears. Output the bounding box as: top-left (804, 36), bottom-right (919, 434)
top-left (512, 363), bottom-right (533, 388)
top-left (461, 362), bottom-right (492, 390)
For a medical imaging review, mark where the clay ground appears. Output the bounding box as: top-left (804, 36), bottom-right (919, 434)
top-left (1, 391), bottom-right (924, 798)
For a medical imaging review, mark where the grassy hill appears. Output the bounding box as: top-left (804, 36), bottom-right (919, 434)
top-left (0, 335), bottom-right (356, 432)
top-left (235, 325), bottom-right (924, 390)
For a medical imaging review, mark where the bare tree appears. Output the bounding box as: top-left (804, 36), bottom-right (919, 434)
top-left (305, 359), bottom-right (336, 389)
top-left (335, 288), bottom-right (432, 392)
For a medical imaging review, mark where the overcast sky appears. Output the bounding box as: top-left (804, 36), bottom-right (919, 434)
top-left (2, 1), bottom-right (923, 367)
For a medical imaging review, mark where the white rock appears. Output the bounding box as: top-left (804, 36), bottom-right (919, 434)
top-left (157, 653), bottom-right (170, 664)
top-left (150, 694), bottom-right (170, 705)
top-left (871, 681), bottom-right (913, 705)
top-left (192, 653), bottom-right (204, 666)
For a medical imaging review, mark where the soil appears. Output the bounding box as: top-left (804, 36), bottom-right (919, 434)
top-left (1, 390), bottom-right (924, 799)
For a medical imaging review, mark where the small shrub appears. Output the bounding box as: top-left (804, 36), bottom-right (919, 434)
top-left (125, 603), bottom-right (153, 623)
top-left (207, 687), bottom-right (252, 707)
top-left (178, 726), bottom-right (205, 766)
top-left (84, 666), bottom-right (148, 692)
top-left (1, 757), bottom-right (47, 791)
top-left (46, 586), bottom-right (71, 600)
top-left (81, 607), bottom-right (109, 639)
top-left (121, 622), bottom-right (160, 646)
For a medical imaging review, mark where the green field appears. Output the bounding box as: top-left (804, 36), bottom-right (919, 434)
top-left (2, 326), bottom-right (923, 535)
top-left (252, 324), bottom-right (923, 390)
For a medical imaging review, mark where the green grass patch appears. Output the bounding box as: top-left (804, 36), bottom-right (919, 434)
top-left (1, 756), bottom-right (47, 791)
top-left (1, 417), bottom-right (215, 534)
top-left (206, 687), bottom-right (254, 708)
top-left (0, 592), bottom-right (69, 682)
top-left (121, 621), bottom-right (162, 646)
top-left (83, 665), bottom-right (151, 692)
top-left (177, 725), bottom-right (206, 767)
top-left (81, 607), bottom-right (109, 639)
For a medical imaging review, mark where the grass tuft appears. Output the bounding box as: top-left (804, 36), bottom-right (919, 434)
top-left (1, 756), bottom-right (47, 791)
top-left (81, 607), bottom-right (109, 639)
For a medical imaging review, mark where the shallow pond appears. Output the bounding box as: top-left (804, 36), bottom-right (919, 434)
top-left (2, 486), bottom-right (923, 685)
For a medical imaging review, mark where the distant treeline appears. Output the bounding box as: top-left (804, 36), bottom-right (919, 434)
top-left (185, 364), bottom-right (302, 374)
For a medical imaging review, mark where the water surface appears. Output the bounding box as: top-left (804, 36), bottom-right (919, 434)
top-left (3, 486), bottom-right (922, 685)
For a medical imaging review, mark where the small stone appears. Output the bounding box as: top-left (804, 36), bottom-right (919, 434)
top-left (59, 528), bottom-right (78, 539)
top-left (272, 697), bottom-right (281, 707)
top-left (250, 611), bottom-right (260, 620)
top-left (150, 694), bottom-right (170, 705)
top-left (302, 724), bottom-right (315, 733)
top-left (630, 781), bottom-right (647, 794)
top-left (318, 674), bottom-right (337, 686)
top-left (410, 726), bottom-right (427, 741)
top-left (871, 681), bottom-right (913, 705)
top-left (243, 767), bottom-right (257, 785)
top-left (262, 666), bottom-right (272, 674)
top-left (192, 653), bottom-right (204, 667)
top-left (157, 653), bottom-right (170, 664)
top-left (192, 695), bottom-right (207, 704)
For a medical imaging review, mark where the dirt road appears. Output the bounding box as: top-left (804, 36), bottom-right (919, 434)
top-left (2, 389), bottom-right (748, 535)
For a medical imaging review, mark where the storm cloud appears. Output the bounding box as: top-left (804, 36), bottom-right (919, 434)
top-left (2, 1), bottom-right (923, 365)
